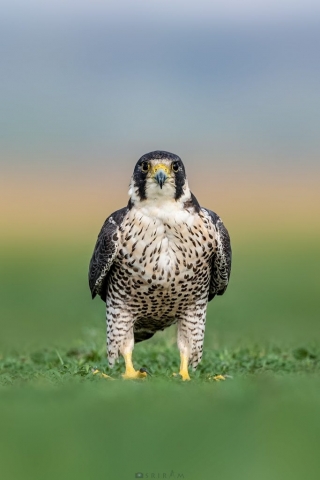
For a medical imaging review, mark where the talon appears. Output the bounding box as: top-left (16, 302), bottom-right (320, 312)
top-left (122, 369), bottom-right (147, 380)
top-left (92, 369), bottom-right (114, 380)
top-left (213, 374), bottom-right (226, 381)
top-left (139, 367), bottom-right (151, 376)
top-left (100, 373), bottom-right (114, 379)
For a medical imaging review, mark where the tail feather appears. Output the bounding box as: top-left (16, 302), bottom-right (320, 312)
top-left (134, 330), bottom-right (155, 343)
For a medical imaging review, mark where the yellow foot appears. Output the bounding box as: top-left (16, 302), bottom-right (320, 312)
top-left (92, 369), bottom-right (114, 380)
top-left (122, 368), bottom-right (148, 380)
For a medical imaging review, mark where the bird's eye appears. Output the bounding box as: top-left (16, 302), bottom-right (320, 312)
top-left (141, 162), bottom-right (149, 173)
top-left (172, 162), bottom-right (179, 173)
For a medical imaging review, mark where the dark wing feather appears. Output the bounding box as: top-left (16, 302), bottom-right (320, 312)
top-left (89, 206), bottom-right (129, 302)
top-left (202, 208), bottom-right (232, 301)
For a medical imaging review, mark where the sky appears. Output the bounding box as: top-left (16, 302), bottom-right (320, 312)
top-left (1, 0), bottom-right (319, 173)
top-left (3, 0), bottom-right (320, 22)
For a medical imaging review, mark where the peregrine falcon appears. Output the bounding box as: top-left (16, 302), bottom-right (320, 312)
top-left (89, 151), bottom-right (231, 380)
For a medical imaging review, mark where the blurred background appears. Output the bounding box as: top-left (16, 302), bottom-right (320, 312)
top-left (1, 2), bottom-right (320, 480)
top-left (1, 0), bottom-right (320, 351)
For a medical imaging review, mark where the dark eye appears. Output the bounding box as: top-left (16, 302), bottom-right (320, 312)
top-left (141, 162), bottom-right (149, 173)
top-left (172, 162), bottom-right (179, 172)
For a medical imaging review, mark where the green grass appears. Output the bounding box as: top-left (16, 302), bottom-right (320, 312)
top-left (1, 345), bottom-right (320, 480)
top-left (1, 340), bottom-right (320, 387)
top-left (1, 236), bottom-right (320, 480)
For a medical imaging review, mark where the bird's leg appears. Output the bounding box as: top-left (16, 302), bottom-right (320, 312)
top-left (172, 352), bottom-right (190, 381)
top-left (172, 318), bottom-right (192, 381)
top-left (114, 320), bottom-right (147, 380)
top-left (122, 351), bottom-right (148, 380)
top-left (178, 351), bottom-right (191, 381)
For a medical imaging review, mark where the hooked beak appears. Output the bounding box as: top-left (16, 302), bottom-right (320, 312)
top-left (154, 169), bottom-right (167, 189)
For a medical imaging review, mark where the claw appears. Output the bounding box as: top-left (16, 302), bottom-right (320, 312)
top-left (122, 369), bottom-right (147, 380)
top-left (92, 369), bottom-right (114, 380)
top-left (208, 374), bottom-right (228, 381)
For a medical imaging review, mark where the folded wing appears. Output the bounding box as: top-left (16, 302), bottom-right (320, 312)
top-left (89, 207), bottom-right (129, 301)
top-left (202, 208), bottom-right (232, 301)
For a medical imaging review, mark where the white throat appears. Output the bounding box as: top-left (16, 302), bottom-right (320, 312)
top-left (128, 179), bottom-right (193, 225)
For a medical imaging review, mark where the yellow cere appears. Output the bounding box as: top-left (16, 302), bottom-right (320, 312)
top-left (151, 163), bottom-right (171, 176)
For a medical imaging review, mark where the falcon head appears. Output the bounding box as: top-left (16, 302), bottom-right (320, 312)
top-left (129, 151), bottom-right (190, 204)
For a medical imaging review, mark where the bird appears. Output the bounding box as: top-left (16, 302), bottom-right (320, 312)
top-left (89, 150), bottom-right (231, 380)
